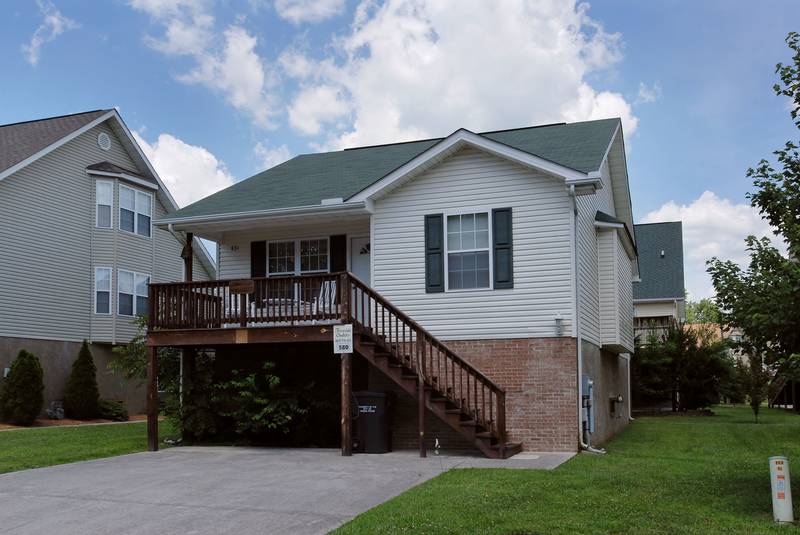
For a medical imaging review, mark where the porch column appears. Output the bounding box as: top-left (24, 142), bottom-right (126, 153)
top-left (181, 232), bottom-right (194, 281)
top-left (147, 346), bottom-right (158, 452)
top-left (341, 353), bottom-right (352, 456)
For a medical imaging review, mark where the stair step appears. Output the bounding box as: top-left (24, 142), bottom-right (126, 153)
top-left (445, 408), bottom-right (463, 415)
top-left (475, 431), bottom-right (493, 439)
top-left (459, 419), bottom-right (477, 427)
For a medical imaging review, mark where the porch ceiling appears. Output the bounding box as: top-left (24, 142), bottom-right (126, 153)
top-left (160, 207), bottom-right (371, 242)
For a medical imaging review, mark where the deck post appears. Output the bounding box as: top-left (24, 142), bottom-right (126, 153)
top-left (181, 232), bottom-right (193, 281)
top-left (341, 352), bottom-right (352, 456)
top-left (147, 346), bottom-right (158, 452)
top-left (417, 332), bottom-right (426, 458)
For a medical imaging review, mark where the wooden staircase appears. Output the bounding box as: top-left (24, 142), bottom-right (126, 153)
top-left (344, 274), bottom-right (522, 459)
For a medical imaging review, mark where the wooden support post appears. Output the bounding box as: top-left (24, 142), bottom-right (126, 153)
top-left (181, 232), bottom-right (194, 282)
top-left (417, 331), bottom-right (426, 458)
top-left (147, 346), bottom-right (158, 452)
top-left (341, 352), bottom-right (352, 456)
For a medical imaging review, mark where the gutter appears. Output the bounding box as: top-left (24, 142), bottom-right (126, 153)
top-left (569, 184), bottom-right (606, 455)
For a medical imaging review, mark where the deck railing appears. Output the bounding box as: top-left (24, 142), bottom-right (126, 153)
top-left (148, 272), bottom-right (507, 449)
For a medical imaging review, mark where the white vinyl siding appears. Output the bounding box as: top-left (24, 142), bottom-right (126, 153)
top-left (371, 147), bottom-right (574, 340)
top-left (0, 121), bottom-right (213, 345)
top-left (597, 230), bottom-right (634, 353)
top-left (218, 219), bottom-right (369, 280)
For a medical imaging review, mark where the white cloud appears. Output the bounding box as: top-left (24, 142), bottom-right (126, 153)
top-left (282, 0), bottom-right (638, 148)
top-left (22, 0), bottom-right (79, 66)
top-left (274, 0), bottom-right (346, 24)
top-left (254, 141), bottom-right (292, 169)
top-left (640, 191), bottom-right (775, 300)
top-left (134, 131), bottom-right (235, 207)
top-left (130, 0), bottom-right (279, 128)
top-left (636, 82), bottom-right (662, 104)
top-left (288, 85), bottom-right (348, 135)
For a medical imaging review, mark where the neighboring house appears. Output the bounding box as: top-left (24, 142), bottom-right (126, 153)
top-left (632, 222), bottom-right (685, 343)
top-left (0, 110), bottom-right (214, 414)
top-left (147, 118), bottom-right (637, 456)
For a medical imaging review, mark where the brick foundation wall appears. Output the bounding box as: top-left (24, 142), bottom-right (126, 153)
top-left (368, 337), bottom-right (579, 452)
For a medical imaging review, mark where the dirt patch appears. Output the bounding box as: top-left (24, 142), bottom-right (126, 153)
top-left (0, 414), bottom-right (147, 431)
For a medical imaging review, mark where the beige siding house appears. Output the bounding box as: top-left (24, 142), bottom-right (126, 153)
top-left (0, 110), bottom-right (214, 414)
top-left (153, 119), bottom-right (636, 454)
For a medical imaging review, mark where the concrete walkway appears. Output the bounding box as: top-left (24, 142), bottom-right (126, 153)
top-left (0, 447), bottom-right (574, 535)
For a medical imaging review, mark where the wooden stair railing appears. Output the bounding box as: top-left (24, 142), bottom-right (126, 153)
top-left (341, 273), bottom-right (519, 459)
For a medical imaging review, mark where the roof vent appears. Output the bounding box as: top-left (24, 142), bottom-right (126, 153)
top-left (97, 132), bottom-right (111, 151)
top-left (660, 250), bottom-right (665, 258)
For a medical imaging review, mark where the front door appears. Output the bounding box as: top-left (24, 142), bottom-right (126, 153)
top-left (350, 237), bottom-right (371, 285)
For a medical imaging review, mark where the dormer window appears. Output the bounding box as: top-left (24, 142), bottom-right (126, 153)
top-left (120, 184), bottom-right (152, 238)
top-left (95, 180), bottom-right (113, 228)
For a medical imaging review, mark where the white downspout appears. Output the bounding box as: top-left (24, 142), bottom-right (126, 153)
top-left (570, 185), bottom-right (605, 454)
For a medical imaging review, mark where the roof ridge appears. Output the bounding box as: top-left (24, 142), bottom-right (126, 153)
top-left (635, 221), bottom-right (682, 226)
top-left (0, 109), bottom-right (110, 130)
top-left (341, 117), bottom-right (620, 153)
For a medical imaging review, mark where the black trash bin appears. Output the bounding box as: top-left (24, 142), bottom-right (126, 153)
top-left (353, 391), bottom-right (392, 453)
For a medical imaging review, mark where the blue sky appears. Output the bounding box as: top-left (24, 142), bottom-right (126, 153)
top-left (1, 0), bottom-right (798, 298)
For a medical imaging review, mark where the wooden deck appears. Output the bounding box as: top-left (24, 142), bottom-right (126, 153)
top-left (145, 272), bottom-right (519, 459)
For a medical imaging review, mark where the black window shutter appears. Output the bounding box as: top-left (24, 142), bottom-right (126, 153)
top-left (329, 235), bottom-right (347, 272)
top-left (492, 208), bottom-right (513, 289)
top-left (424, 214), bottom-right (444, 293)
top-left (250, 241), bottom-right (266, 278)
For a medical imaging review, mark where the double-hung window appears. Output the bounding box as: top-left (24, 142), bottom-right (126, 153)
top-left (94, 267), bottom-right (112, 314)
top-left (95, 181), bottom-right (113, 228)
top-left (268, 238), bottom-right (329, 276)
top-left (446, 212), bottom-right (490, 290)
top-left (118, 270), bottom-right (150, 316)
top-left (120, 185), bottom-right (152, 237)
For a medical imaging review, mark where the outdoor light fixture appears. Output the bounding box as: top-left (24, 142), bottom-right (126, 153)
top-left (555, 313), bottom-right (564, 337)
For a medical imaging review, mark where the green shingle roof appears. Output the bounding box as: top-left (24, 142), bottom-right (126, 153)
top-left (165, 118), bottom-right (620, 220)
top-left (633, 222), bottom-right (685, 300)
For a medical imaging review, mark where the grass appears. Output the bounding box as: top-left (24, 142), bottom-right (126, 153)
top-left (335, 406), bottom-right (800, 535)
top-left (0, 420), bottom-right (173, 474)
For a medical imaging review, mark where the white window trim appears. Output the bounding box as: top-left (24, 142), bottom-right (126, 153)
top-left (117, 269), bottom-right (150, 317)
top-left (94, 267), bottom-right (112, 315)
top-left (119, 184), bottom-right (153, 238)
top-left (267, 237), bottom-right (331, 276)
top-left (443, 209), bottom-right (493, 293)
top-left (95, 180), bottom-right (114, 229)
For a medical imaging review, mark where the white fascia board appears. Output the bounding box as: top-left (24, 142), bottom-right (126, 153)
top-left (0, 110), bottom-right (116, 181)
top-left (348, 129), bottom-right (589, 202)
top-left (86, 169), bottom-right (159, 191)
top-left (634, 298), bottom-right (685, 304)
top-left (156, 201), bottom-right (369, 228)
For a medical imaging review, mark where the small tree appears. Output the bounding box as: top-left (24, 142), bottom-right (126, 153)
top-left (64, 341), bottom-right (100, 419)
top-left (737, 349), bottom-right (771, 422)
top-left (685, 298), bottom-right (722, 324)
top-left (0, 350), bottom-right (45, 425)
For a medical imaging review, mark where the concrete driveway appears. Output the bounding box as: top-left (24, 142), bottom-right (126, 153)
top-left (0, 447), bottom-right (573, 535)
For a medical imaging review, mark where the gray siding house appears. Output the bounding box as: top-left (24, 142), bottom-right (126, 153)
top-left (632, 222), bottom-right (685, 342)
top-left (0, 109), bottom-right (214, 414)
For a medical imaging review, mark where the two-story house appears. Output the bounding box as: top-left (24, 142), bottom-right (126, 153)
top-left (0, 110), bottom-right (214, 414)
top-left (145, 118), bottom-right (636, 456)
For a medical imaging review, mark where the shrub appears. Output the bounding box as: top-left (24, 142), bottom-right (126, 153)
top-left (64, 341), bottom-right (100, 419)
top-left (97, 399), bottom-right (129, 421)
top-left (0, 350), bottom-right (45, 425)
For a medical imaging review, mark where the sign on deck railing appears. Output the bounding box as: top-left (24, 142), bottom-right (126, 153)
top-left (334, 324), bottom-right (353, 354)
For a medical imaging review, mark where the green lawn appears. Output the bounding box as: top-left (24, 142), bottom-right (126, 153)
top-left (0, 421), bottom-right (173, 474)
top-left (336, 406), bottom-right (800, 535)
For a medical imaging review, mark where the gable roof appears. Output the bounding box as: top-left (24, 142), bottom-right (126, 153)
top-left (0, 110), bottom-right (110, 176)
top-left (633, 222), bottom-right (685, 301)
top-left (0, 109), bottom-right (216, 275)
top-left (164, 118), bottom-right (620, 221)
